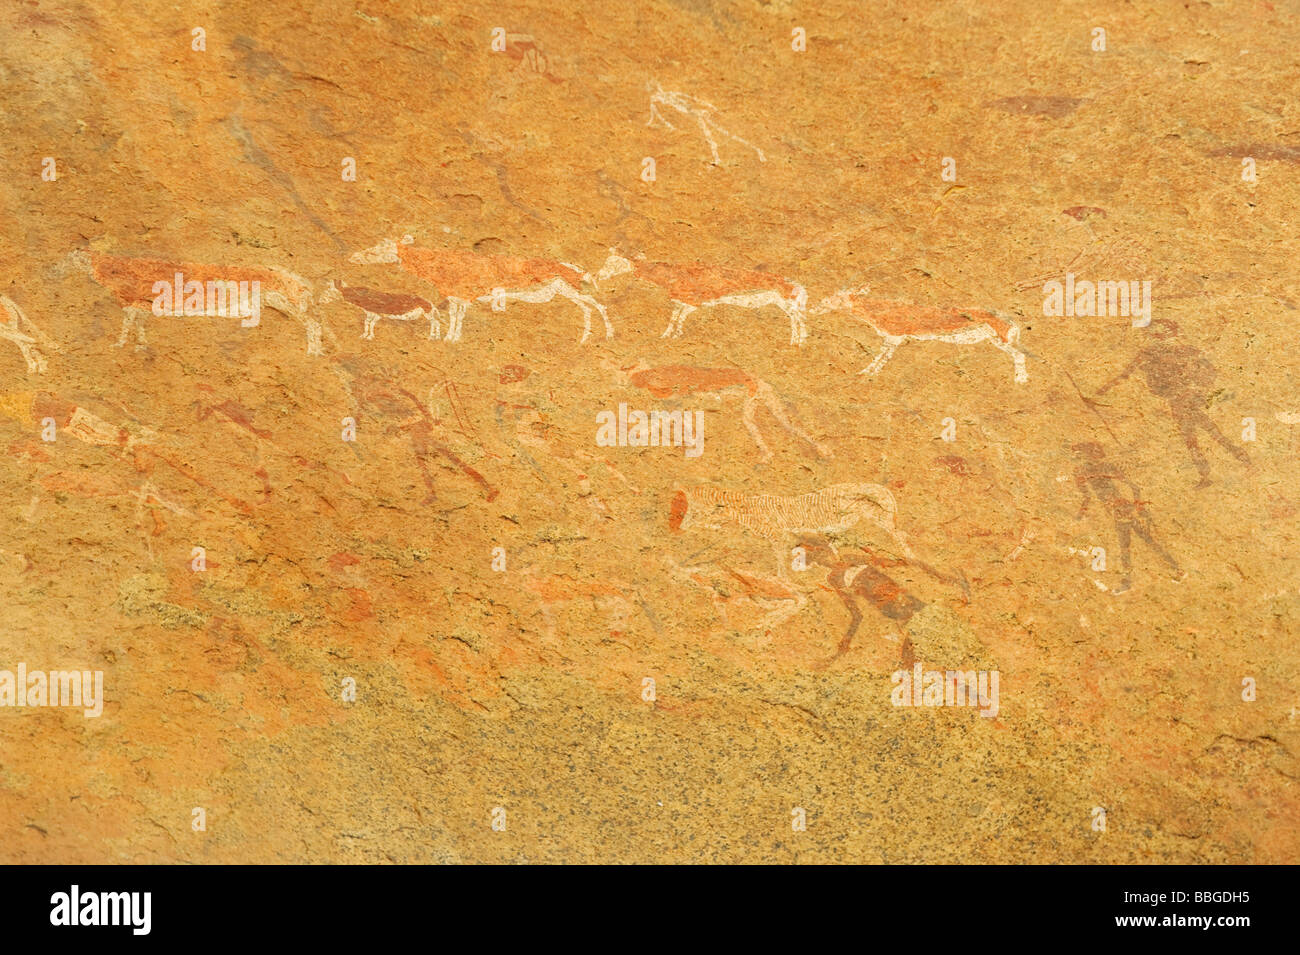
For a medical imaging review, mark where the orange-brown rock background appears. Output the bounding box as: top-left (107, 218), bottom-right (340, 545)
top-left (1, 0), bottom-right (1297, 862)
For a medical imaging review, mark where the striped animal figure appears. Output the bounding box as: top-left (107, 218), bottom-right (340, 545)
top-left (321, 280), bottom-right (439, 340)
top-left (68, 250), bottom-right (321, 354)
top-left (669, 482), bottom-right (914, 564)
top-left (595, 251), bottom-right (808, 345)
top-left (814, 289), bottom-right (1027, 383)
top-left (349, 237), bottom-right (611, 343)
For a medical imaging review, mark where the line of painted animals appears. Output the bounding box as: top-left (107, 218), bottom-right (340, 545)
top-left (343, 238), bottom-right (1029, 381)
top-left (52, 241), bottom-right (1029, 383)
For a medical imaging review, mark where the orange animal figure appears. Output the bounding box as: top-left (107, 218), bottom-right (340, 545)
top-left (624, 362), bottom-right (828, 462)
top-left (501, 34), bottom-right (561, 82)
top-left (519, 569), bottom-right (636, 643)
top-left (68, 249), bottom-right (321, 354)
top-left (320, 279), bottom-right (440, 341)
top-left (814, 288), bottom-right (1027, 383)
top-left (349, 237), bottom-right (611, 343)
top-left (596, 250), bottom-right (808, 345)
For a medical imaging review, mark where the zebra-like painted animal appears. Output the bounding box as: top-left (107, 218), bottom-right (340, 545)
top-left (669, 482), bottom-right (914, 560)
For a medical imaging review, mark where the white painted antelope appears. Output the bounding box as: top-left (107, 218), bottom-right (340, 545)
top-left (349, 237), bottom-right (611, 343)
top-left (0, 295), bottom-right (57, 373)
top-left (595, 250), bottom-right (808, 345)
top-left (617, 360), bottom-right (829, 461)
top-left (68, 250), bottom-right (322, 354)
top-left (320, 279), bottom-right (439, 340)
top-left (814, 288), bottom-right (1028, 383)
top-left (645, 81), bottom-right (766, 165)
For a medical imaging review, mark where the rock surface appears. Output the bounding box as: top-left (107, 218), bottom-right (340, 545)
top-left (0, 0), bottom-right (1297, 863)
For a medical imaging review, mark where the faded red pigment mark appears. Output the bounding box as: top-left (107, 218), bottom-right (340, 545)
top-left (1063, 206), bottom-right (1107, 221)
top-left (668, 490), bottom-right (689, 532)
top-left (986, 95), bottom-right (1085, 118)
top-left (931, 454), bottom-right (974, 477)
top-left (1205, 144), bottom-right (1300, 163)
top-left (195, 384), bottom-right (272, 440)
top-left (328, 552), bottom-right (362, 572)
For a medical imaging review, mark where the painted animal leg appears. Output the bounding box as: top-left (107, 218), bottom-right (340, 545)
top-left (116, 307), bottom-right (146, 348)
top-left (661, 303), bottom-right (683, 338)
top-left (16, 338), bottom-right (46, 374)
top-left (990, 336), bottom-right (1029, 383)
top-left (305, 316), bottom-right (323, 356)
top-left (477, 278), bottom-right (599, 343)
top-left (425, 307), bottom-right (441, 340)
top-left (707, 115), bottom-right (765, 162)
top-left (663, 302), bottom-right (696, 339)
top-left (696, 116), bottom-right (723, 164)
top-left (646, 102), bottom-right (675, 129)
top-left (755, 574), bottom-right (807, 632)
top-left (362, 312), bottom-right (379, 339)
top-left (740, 392), bottom-right (775, 462)
top-left (546, 279), bottom-right (606, 343)
top-left (447, 298), bottom-right (470, 342)
top-left (780, 301), bottom-right (808, 345)
top-left (752, 380), bottom-right (829, 458)
top-left (876, 510), bottom-right (915, 559)
top-left (0, 326), bottom-right (46, 373)
top-left (860, 337), bottom-right (901, 376)
top-left (707, 291), bottom-right (801, 344)
top-left (131, 307), bottom-right (149, 350)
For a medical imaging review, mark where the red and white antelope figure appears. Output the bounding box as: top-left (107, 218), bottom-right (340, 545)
top-left (814, 289), bottom-right (1028, 383)
top-left (349, 237), bottom-right (611, 344)
top-left (0, 295), bottom-right (57, 373)
top-left (619, 361), bottom-right (829, 462)
top-left (68, 250), bottom-right (321, 354)
top-left (320, 280), bottom-right (440, 341)
top-left (594, 251), bottom-right (808, 345)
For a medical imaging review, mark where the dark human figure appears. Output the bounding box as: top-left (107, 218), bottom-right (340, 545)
top-left (345, 365), bottom-right (497, 504)
top-left (1096, 320), bottom-right (1249, 488)
top-left (1070, 441), bottom-right (1183, 594)
top-left (794, 537), bottom-right (928, 661)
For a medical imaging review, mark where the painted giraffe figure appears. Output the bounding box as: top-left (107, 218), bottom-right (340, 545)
top-left (321, 280), bottom-right (440, 340)
top-left (349, 237), bottom-right (611, 343)
top-left (620, 361), bottom-right (829, 461)
top-left (814, 289), bottom-right (1028, 383)
top-left (595, 251), bottom-right (808, 345)
top-left (68, 250), bottom-right (322, 354)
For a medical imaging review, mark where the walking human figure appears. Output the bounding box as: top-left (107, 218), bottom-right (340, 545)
top-left (1070, 441), bottom-right (1184, 594)
top-left (340, 361), bottom-right (498, 504)
top-left (1095, 320), bottom-right (1249, 487)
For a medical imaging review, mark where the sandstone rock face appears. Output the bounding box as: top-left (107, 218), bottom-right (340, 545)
top-left (1, 0), bottom-right (1296, 864)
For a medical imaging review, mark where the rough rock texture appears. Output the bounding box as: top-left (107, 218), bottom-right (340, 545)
top-left (1, 0), bottom-right (1297, 863)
